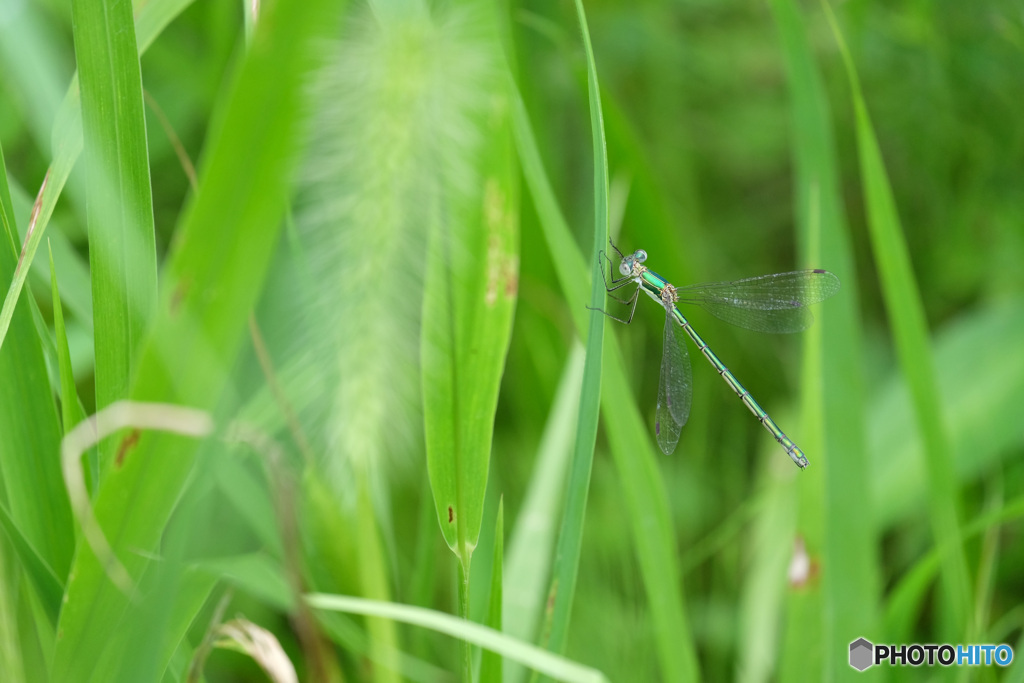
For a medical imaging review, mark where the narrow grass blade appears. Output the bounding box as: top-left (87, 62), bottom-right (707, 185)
top-left (49, 0), bottom-right (341, 678)
top-left (0, 556), bottom-right (26, 681)
top-left (885, 495), bottom-right (1024, 642)
top-left (0, 0), bottom-right (197, 355)
top-left (973, 482), bottom-right (1003, 642)
top-left (109, 487), bottom-right (220, 683)
top-left (0, 142), bottom-right (74, 583)
top-left (871, 299), bottom-right (1024, 524)
top-left (300, 472), bottom-right (360, 602)
top-left (480, 498), bottom-right (504, 683)
top-left (199, 554), bottom-right (293, 611)
top-left (414, 10), bottom-right (518, 680)
top-left (870, 299), bottom-right (1024, 650)
top-left (825, 2), bottom-right (972, 637)
top-left (49, 242), bottom-right (97, 493)
top-left (11, 179), bottom-right (92, 326)
top-left (48, 245), bottom-right (86, 435)
top-left (421, 107), bottom-right (519, 665)
top-left (0, 148), bottom-right (16, 276)
top-left (135, 0), bottom-right (199, 54)
top-left (88, 559), bottom-right (219, 682)
top-left (596, 336), bottom-right (697, 682)
top-left (507, 86), bottom-right (588, 321)
top-left (0, 0), bottom-right (66, 148)
top-left (505, 345), bottom-right (583, 683)
top-left (307, 594), bottom-right (607, 683)
top-left (0, 502), bottom-right (63, 629)
top-left (421, 74), bottom-right (519, 566)
top-left (509, 55), bottom-right (698, 683)
top-left (70, 0), bottom-right (158, 466)
top-left (0, 142), bottom-right (78, 355)
top-left (212, 454), bottom-right (283, 557)
top-left (736, 482), bottom-right (797, 682)
top-left (768, 1), bottom-right (882, 679)
top-left (420, 216), bottom-right (463, 559)
top-left (357, 480), bottom-right (401, 683)
top-left (543, 0), bottom-right (607, 660)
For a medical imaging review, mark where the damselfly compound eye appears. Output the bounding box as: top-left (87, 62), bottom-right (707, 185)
top-left (635, 249), bottom-right (648, 263)
top-left (619, 260), bottom-right (632, 277)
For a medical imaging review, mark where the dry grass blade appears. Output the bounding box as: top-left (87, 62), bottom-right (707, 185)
top-left (214, 618), bottom-right (299, 683)
top-left (61, 401), bottom-right (214, 593)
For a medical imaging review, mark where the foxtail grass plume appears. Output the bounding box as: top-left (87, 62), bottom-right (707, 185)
top-left (293, 1), bottom-right (502, 503)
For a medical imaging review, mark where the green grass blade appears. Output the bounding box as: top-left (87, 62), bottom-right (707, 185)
top-left (0, 141), bottom-right (74, 585)
top-left (420, 216), bottom-right (464, 560)
top-left (480, 498), bottom-right (504, 683)
top-left (88, 547), bottom-right (219, 682)
top-left (357, 480), bottom-right (401, 683)
top-left (421, 82), bottom-right (518, 661)
top-left (48, 245), bottom-right (87, 437)
top-left (0, 148), bottom-right (78, 356)
top-left (49, 242), bottom-right (97, 496)
top-left (768, 1), bottom-right (882, 679)
top-left (736, 481), bottom-right (797, 682)
top-left (871, 299), bottom-right (1024, 651)
top-left (135, 0), bottom-right (198, 54)
top-left (509, 50), bottom-right (698, 683)
top-left (885, 495), bottom-right (1024, 643)
top-left (11, 180), bottom-right (92, 327)
top-left (49, 0), bottom-right (340, 678)
top-left (0, 502), bottom-right (63, 629)
top-left (595, 335), bottom-right (697, 682)
top-left (212, 455), bottom-right (283, 558)
top-left (0, 148), bottom-right (18, 262)
top-left (543, 0), bottom-right (607, 660)
top-left (199, 554), bottom-right (293, 611)
top-left (504, 344), bottom-right (582, 683)
top-left (415, 10), bottom-right (519, 675)
top-left (421, 114), bottom-right (519, 566)
top-left (871, 299), bottom-right (1024, 524)
top-left (0, 0), bottom-right (197, 356)
top-left (0, 0), bottom-right (66, 149)
top-left (300, 472), bottom-right (360, 602)
top-left (70, 0), bottom-right (158, 462)
top-left (508, 86), bottom-right (588, 322)
top-left (307, 594), bottom-right (607, 683)
top-left (825, 2), bottom-right (972, 637)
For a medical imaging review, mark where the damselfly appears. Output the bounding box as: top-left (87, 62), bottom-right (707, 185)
top-left (596, 243), bottom-right (840, 468)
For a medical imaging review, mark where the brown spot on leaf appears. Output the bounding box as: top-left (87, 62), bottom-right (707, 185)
top-left (15, 170), bottom-right (51, 278)
top-left (448, 506), bottom-right (454, 523)
top-left (115, 429), bottom-right (141, 468)
top-left (504, 256), bottom-right (519, 298)
top-left (545, 578), bottom-right (558, 613)
top-left (170, 278), bottom-right (190, 315)
top-left (28, 170), bottom-right (49, 232)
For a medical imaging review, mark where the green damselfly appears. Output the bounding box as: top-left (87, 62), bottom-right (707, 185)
top-left (597, 243), bottom-right (840, 468)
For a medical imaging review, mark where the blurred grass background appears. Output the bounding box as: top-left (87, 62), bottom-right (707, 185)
top-left (1, 0), bottom-right (1023, 681)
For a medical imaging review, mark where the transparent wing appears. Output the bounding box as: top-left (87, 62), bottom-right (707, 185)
top-left (655, 308), bottom-right (692, 455)
top-left (675, 270), bottom-right (840, 334)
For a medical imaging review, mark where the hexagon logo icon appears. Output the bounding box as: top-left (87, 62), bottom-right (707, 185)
top-left (849, 638), bottom-right (873, 671)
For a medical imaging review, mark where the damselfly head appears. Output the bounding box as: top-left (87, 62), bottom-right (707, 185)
top-left (618, 249), bottom-right (648, 277)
